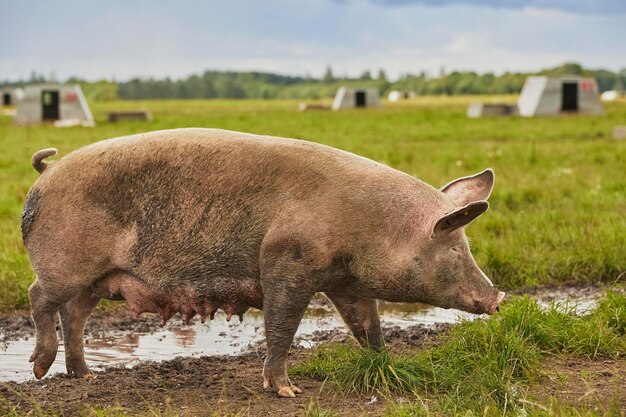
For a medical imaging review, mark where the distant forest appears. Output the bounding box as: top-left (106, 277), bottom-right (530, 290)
top-left (2, 63), bottom-right (625, 101)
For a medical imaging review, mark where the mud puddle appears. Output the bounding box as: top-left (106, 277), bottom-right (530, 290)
top-left (0, 287), bottom-right (604, 383)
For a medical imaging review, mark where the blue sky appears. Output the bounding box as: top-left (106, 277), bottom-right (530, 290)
top-left (1, 0), bottom-right (624, 81)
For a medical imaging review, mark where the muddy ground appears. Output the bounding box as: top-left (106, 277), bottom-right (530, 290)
top-left (0, 329), bottom-right (451, 417)
top-left (0, 286), bottom-right (623, 416)
top-left (529, 355), bottom-right (625, 413)
top-left (0, 313), bottom-right (447, 416)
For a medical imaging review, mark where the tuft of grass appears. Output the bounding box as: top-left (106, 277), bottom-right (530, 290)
top-left (304, 401), bottom-right (340, 417)
top-left (383, 399), bottom-right (433, 417)
top-left (293, 345), bottom-right (425, 395)
top-left (84, 406), bottom-right (130, 417)
top-left (591, 290), bottom-right (626, 336)
top-left (292, 291), bottom-right (626, 413)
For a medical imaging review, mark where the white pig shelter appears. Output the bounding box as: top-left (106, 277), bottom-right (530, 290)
top-left (517, 76), bottom-right (604, 117)
top-left (15, 84), bottom-right (94, 126)
top-left (1, 87), bottom-right (23, 107)
top-left (332, 87), bottom-right (381, 110)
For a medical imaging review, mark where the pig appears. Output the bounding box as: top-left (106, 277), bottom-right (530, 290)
top-left (22, 128), bottom-right (504, 397)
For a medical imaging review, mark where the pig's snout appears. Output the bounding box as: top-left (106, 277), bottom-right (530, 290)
top-left (486, 291), bottom-right (506, 315)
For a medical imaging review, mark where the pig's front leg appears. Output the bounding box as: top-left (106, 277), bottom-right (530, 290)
top-left (325, 293), bottom-right (383, 350)
top-left (261, 267), bottom-right (313, 397)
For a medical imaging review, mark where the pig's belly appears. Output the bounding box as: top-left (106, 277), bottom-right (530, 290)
top-left (91, 270), bottom-right (263, 324)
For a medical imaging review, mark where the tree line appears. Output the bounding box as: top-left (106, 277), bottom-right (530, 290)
top-left (2, 63), bottom-right (624, 101)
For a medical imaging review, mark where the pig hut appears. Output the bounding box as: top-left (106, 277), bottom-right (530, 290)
top-left (517, 76), bottom-right (604, 117)
top-left (1, 87), bottom-right (24, 107)
top-left (332, 87), bottom-right (381, 110)
top-left (15, 84), bottom-right (95, 126)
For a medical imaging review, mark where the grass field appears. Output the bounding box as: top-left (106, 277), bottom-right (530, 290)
top-left (0, 96), bottom-right (625, 311)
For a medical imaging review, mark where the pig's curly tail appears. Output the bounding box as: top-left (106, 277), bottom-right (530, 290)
top-left (31, 148), bottom-right (58, 174)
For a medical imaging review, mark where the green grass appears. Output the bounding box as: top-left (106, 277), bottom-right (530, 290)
top-left (292, 291), bottom-right (626, 415)
top-left (0, 97), bottom-right (625, 311)
top-left (383, 400), bottom-right (625, 417)
top-left (304, 402), bottom-right (340, 417)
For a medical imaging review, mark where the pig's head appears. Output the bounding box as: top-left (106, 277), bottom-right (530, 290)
top-left (414, 169), bottom-right (505, 315)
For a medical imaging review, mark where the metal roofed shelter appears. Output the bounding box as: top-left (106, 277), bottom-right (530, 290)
top-left (15, 84), bottom-right (95, 126)
top-left (518, 76), bottom-right (604, 117)
top-left (332, 87), bottom-right (381, 110)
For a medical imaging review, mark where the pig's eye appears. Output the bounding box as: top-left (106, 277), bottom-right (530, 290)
top-left (451, 246), bottom-right (462, 253)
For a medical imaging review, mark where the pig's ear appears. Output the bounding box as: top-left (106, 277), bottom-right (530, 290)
top-left (441, 169), bottom-right (494, 206)
top-left (432, 201), bottom-right (489, 237)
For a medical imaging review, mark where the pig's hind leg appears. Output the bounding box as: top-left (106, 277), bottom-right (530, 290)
top-left (325, 293), bottom-right (383, 350)
top-left (28, 278), bottom-right (63, 379)
top-left (59, 287), bottom-right (100, 378)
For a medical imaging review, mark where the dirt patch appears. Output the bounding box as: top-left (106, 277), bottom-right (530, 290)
top-left (2, 351), bottom-right (375, 416)
top-left (0, 324), bottom-right (447, 417)
top-left (0, 295), bottom-right (450, 415)
top-left (0, 313), bottom-right (36, 345)
top-left (526, 355), bottom-right (625, 412)
top-left (287, 323), bottom-right (450, 353)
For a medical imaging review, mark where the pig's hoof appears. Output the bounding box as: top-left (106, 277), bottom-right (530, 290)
top-left (263, 376), bottom-right (302, 397)
top-left (33, 363), bottom-right (50, 380)
top-left (290, 385), bottom-right (302, 394)
top-left (30, 349), bottom-right (56, 379)
top-left (278, 386), bottom-right (301, 398)
top-left (67, 360), bottom-right (93, 379)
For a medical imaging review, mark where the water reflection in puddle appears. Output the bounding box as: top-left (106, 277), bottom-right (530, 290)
top-left (0, 297), bottom-right (596, 382)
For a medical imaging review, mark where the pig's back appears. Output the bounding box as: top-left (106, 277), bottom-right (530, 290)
top-left (42, 128), bottom-right (398, 197)
top-left (37, 128), bottom-right (415, 225)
